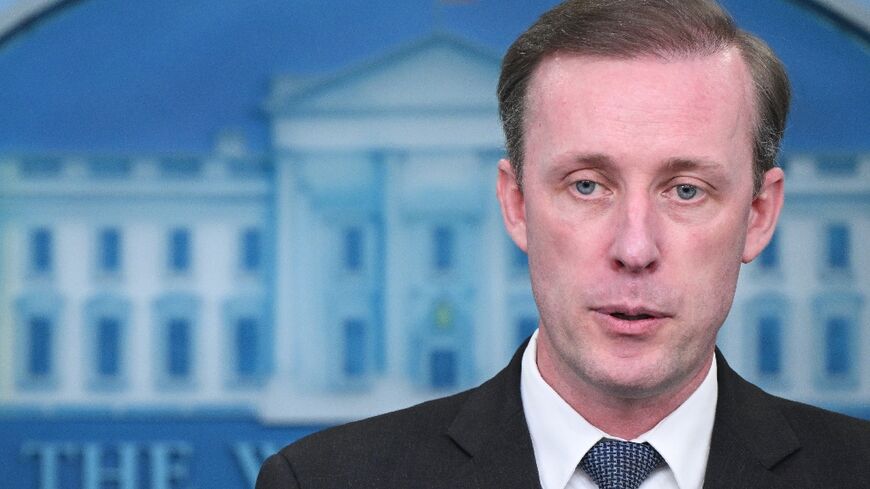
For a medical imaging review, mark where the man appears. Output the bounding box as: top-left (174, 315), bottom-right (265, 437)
top-left (258, 1), bottom-right (870, 487)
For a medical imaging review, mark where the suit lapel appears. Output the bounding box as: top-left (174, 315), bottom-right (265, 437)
top-left (445, 343), bottom-right (542, 489)
top-left (703, 352), bottom-right (804, 489)
top-left (444, 345), bottom-right (809, 488)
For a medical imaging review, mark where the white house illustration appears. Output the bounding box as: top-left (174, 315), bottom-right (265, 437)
top-left (0, 34), bottom-right (867, 422)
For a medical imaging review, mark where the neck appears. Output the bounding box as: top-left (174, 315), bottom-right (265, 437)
top-left (537, 342), bottom-right (714, 440)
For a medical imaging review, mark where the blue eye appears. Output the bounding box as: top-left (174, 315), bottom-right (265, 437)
top-left (675, 184), bottom-right (698, 200)
top-left (575, 180), bottom-right (597, 195)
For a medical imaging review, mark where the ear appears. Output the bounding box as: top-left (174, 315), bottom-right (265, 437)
top-left (742, 167), bottom-right (785, 263)
top-left (496, 159), bottom-right (528, 252)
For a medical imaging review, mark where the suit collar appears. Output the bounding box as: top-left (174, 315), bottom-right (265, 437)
top-left (444, 345), bottom-right (805, 489)
top-left (446, 341), bottom-right (542, 488)
top-left (703, 350), bottom-right (802, 488)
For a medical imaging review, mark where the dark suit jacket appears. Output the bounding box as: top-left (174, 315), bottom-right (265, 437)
top-left (257, 346), bottom-right (870, 488)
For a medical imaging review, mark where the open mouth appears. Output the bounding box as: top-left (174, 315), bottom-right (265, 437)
top-left (610, 312), bottom-right (656, 321)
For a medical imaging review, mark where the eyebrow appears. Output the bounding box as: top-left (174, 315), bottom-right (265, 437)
top-left (546, 153), bottom-right (731, 184)
top-left (664, 157), bottom-right (727, 174)
top-left (549, 152), bottom-right (616, 173)
top-left (556, 153), bottom-right (726, 173)
top-left (544, 152), bottom-right (616, 182)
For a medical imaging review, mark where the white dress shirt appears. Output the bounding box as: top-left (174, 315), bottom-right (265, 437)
top-left (520, 330), bottom-right (718, 489)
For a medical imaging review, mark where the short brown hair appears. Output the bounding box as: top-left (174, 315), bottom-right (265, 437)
top-left (497, 0), bottom-right (790, 193)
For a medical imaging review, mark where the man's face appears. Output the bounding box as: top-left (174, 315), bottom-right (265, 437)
top-left (497, 50), bottom-right (783, 402)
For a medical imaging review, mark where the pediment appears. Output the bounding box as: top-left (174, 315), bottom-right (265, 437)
top-left (268, 34), bottom-right (501, 115)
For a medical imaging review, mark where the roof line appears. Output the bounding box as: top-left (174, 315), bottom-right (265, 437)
top-left (1, 0), bottom-right (868, 51)
top-left (0, 0), bottom-right (82, 49)
top-left (787, 0), bottom-right (870, 46)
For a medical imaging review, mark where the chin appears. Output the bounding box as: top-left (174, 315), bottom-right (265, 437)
top-left (598, 375), bottom-right (676, 401)
top-left (583, 352), bottom-right (681, 400)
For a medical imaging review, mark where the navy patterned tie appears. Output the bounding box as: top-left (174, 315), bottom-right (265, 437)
top-left (579, 438), bottom-right (665, 489)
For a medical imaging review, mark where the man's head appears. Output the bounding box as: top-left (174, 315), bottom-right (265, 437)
top-left (498, 0), bottom-right (790, 194)
top-left (495, 0), bottom-right (788, 419)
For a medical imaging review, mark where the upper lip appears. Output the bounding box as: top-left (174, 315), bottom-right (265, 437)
top-left (594, 305), bottom-right (669, 319)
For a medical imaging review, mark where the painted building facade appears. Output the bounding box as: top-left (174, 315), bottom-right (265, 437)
top-left (0, 35), bottom-right (867, 423)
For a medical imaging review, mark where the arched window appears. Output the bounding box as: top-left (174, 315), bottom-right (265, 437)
top-left (744, 294), bottom-right (789, 385)
top-left (167, 228), bottom-right (191, 273)
top-left (824, 317), bottom-right (851, 377)
top-left (29, 227), bottom-right (53, 275)
top-left (223, 296), bottom-right (269, 386)
top-left (433, 226), bottom-right (454, 271)
top-left (342, 319), bottom-right (367, 378)
top-left (240, 227), bottom-right (262, 273)
top-left (430, 349), bottom-right (457, 389)
top-left (824, 223), bottom-right (851, 272)
top-left (235, 316), bottom-right (259, 377)
top-left (813, 292), bottom-right (863, 389)
top-left (84, 294), bottom-right (131, 389)
top-left (343, 227), bottom-right (364, 272)
top-left (166, 317), bottom-right (192, 378)
top-left (153, 294), bottom-right (200, 388)
top-left (15, 292), bottom-right (63, 389)
top-left (757, 315), bottom-right (782, 376)
top-left (96, 228), bottom-right (122, 274)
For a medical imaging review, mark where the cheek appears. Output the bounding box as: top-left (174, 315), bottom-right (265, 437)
top-left (673, 223), bottom-right (744, 319)
top-left (676, 204), bottom-right (748, 268)
top-left (527, 210), bottom-right (601, 277)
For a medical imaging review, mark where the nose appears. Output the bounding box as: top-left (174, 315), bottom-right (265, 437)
top-left (609, 194), bottom-right (660, 273)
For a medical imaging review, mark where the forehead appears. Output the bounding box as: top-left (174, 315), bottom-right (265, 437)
top-left (523, 49), bottom-right (756, 170)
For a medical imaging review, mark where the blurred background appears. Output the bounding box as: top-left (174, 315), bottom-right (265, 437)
top-left (0, 0), bottom-right (868, 487)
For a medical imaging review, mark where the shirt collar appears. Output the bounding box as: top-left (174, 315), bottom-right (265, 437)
top-left (520, 330), bottom-right (717, 489)
top-left (638, 350), bottom-right (717, 489)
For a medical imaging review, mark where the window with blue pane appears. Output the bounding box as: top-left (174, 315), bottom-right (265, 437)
top-left (433, 226), bottom-right (454, 271)
top-left (826, 224), bottom-right (850, 271)
top-left (241, 228), bottom-right (261, 272)
top-left (21, 158), bottom-right (62, 177)
top-left (167, 318), bottom-right (191, 378)
top-left (757, 316), bottom-right (782, 376)
top-left (98, 228), bottom-right (122, 273)
top-left (235, 317), bottom-right (259, 377)
top-left (89, 158), bottom-right (131, 178)
top-left (343, 319), bottom-right (366, 378)
top-left (511, 244), bottom-right (528, 272)
top-left (430, 350), bottom-right (457, 389)
top-left (343, 227), bottom-right (363, 271)
top-left (758, 231), bottom-right (778, 270)
top-left (817, 156), bottom-right (857, 176)
top-left (30, 228), bottom-right (53, 274)
top-left (825, 317), bottom-right (852, 377)
top-left (28, 316), bottom-right (52, 377)
top-left (517, 316), bottom-right (538, 345)
top-left (168, 228), bottom-right (191, 272)
top-left (96, 317), bottom-right (121, 377)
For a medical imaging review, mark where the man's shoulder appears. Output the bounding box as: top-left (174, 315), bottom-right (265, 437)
top-left (721, 368), bottom-right (870, 483)
top-left (257, 347), bottom-right (530, 489)
top-left (767, 392), bottom-right (870, 484)
top-left (729, 368), bottom-right (870, 446)
top-left (707, 353), bottom-right (870, 486)
top-left (286, 388), bottom-right (472, 458)
top-left (772, 393), bottom-right (870, 448)
top-left (258, 388), bottom-right (478, 488)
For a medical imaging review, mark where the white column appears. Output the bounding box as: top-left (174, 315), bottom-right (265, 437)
top-left (0, 222), bottom-right (14, 402)
top-left (57, 222), bottom-right (88, 402)
top-left (382, 150), bottom-right (410, 386)
top-left (475, 149), bottom-right (510, 379)
top-left (271, 153), bottom-right (300, 391)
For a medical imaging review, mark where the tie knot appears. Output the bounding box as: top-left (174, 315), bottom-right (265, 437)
top-left (580, 438), bottom-right (665, 489)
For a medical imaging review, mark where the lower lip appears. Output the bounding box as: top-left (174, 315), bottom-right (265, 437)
top-left (594, 310), bottom-right (667, 336)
